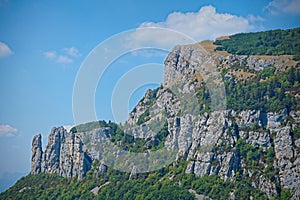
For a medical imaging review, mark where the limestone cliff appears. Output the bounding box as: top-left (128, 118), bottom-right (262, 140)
top-left (32, 127), bottom-right (92, 179)
top-left (31, 42), bottom-right (300, 199)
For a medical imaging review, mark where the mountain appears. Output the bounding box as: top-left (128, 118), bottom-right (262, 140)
top-left (1, 28), bottom-right (300, 200)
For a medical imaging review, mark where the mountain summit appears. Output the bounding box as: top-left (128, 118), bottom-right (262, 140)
top-left (2, 28), bottom-right (300, 199)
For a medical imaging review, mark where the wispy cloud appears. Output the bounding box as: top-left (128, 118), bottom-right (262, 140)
top-left (0, 41), bottom-right (13, 58)
top-left (56, 55), bottom-right (73, 63)
top-left (0, 125), bottom-right (18, 138)
top-left (265, 0), bottom-right (300, 15)
top-left (130, 5), bottom-right (254, 48)
top-left (43, 50), bottom-right (56, 59)
top-left (63, 47), bottom-right (80, 58)
top-left (248, 14), bottom-right (265, 23)
top-left (43, 47), bottom-right (80, 64)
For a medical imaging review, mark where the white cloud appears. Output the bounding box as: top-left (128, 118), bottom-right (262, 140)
top-left (248, 14), bottom-right (264, 23)
top-left (266, 0), bottom-right (300, 15)
top-left (0, 125), bottom-right (18, 138)
top-left (63, 47), bottom-right (80, 57)
top-left (43, 47), bottom-right (80, 64)
top-left (57, 55), bottom-right (73, 63)
top-left (43, 50), bottom-right (57, 59)
top-left (128, 27), bottom-right (195, 50)
top-left (133, 6), bottom-right (253, 46)
top-left (0, 41), bottom-right (13, 58)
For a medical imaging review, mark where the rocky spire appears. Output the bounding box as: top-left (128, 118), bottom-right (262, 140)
top-left (31, 134), bottom-right (43, 174)
top-left (31, 127), bottom-right (92, 179)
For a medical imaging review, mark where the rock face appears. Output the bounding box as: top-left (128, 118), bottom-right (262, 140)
top-left (31, 43), bottom-right (300, 199)
top-left (31, 134), bottom-right (43, 174)
top-left (32, 127), bottom-right (93, 179)
top-left (124, 44), bottom-right (300, 198)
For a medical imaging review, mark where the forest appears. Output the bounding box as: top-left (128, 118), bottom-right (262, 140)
top-left (2, 157), bottom-right (291, 200)
top-left (214, 28), bottom-right (300, 60)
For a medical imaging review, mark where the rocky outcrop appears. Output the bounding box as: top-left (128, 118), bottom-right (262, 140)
top-left (41, 127), bottom-right (66, 175)
top-left (31, 134), bottom-right (43, 174)
top-left (258, 175), bottom-right (278, 198)
top-left (31, 43), bottom-right (300, 198)
top-left (31, 127), bottom-right (93, 179)
top-left (221, 54), bottom-right (294, 71)
top-left (129, 43), bottom-right (300, 198)
top-left (274, 126), bottom-right (300, 190)
top-left (124, 84), bottom-right (300, 198)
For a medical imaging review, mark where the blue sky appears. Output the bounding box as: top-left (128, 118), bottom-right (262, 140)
top-left (0, 0), bottom-right (299, 192)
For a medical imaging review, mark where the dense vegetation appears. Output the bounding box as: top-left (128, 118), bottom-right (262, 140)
top-left (70, 120), bottom-right (108, 133)
top-left (214, 28), bottom-right (300, 60)
top-left (195, 66), bottom-right (300, 114)
top-left (70, 117), bottom-right (169, 153)
top-left (1, 153), bottom-right (292, 200)
top-left (2, 156), bottom-right (290, 200)
top-left (109, 120), bottom-right (169, 153)
top-left (225, 66), bottom-right (300, 112)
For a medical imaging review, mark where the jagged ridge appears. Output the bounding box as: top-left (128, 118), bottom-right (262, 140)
top-left (30, 31), bottom-right (300, 199)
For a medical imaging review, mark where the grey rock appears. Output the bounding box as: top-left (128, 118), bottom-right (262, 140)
top-left (96, 162), bottom-right (107, 177)
top-left (291, 185), bottom-right (300, 200)
top-left (274, 127), bottom-right (293, 160)
top-left (189, 189), bottom-right (212, 200)
top-left (235, 110), bottom-right (261, 127)
top-left (274, 126), bottom-right (300, 191)
top-left (295, 139), bottom-right (300, 148)
top-left (30, 43), bottom-right (300, 199)
top-left (267, 109), bottom-right (287, 130)
top-left (247, 131), bottom-right (271, 148)
top-left (193, 161), bottom-right (211, 177)
top-left (258, 175), bottom-right (278, 198)
top-left (218, 54), bottom-right (290, 71)
top-left (90, 182), bottom-right (110, 196)
top-left (31, 134), bottom-right (43, 174)
top-left (42, 127), bottom-right (66, 174)
top-left (31, 127), bottom-right (92, 179)
top-left (217, 152), bottom-right (235, 181)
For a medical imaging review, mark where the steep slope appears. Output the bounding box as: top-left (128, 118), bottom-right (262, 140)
top-left (29, 45), bottom-right (300, 199)
top-left (2, 28), bottom-right (300, 199)
top-left (124, 43), bottom-right (300, 199)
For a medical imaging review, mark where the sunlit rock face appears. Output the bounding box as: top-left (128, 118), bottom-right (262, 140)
top-left (31, 43), bottom-right (300, 199)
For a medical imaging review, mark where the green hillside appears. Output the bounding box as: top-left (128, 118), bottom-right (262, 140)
top-left (214, 28), bottom-right (300, 60)
top-left (1, 160), bottom-right (280, 200)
